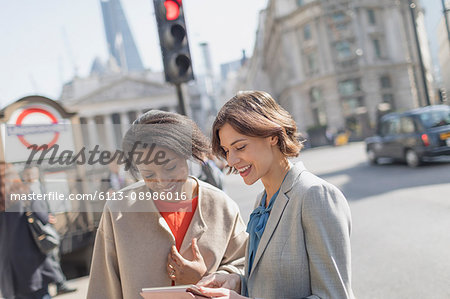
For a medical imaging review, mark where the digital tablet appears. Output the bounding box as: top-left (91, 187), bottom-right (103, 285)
top-left (140, 284), bottom-right (211, 299)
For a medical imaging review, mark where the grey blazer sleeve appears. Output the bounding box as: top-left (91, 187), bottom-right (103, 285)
top-left (301, 184), bottom-right (354, 299)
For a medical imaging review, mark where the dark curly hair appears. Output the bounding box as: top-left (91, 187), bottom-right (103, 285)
top-left (122, 110), bottom-right (211, 178)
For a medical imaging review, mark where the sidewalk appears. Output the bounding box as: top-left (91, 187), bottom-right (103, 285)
top-left (49, 276), bottom-right (89, 299)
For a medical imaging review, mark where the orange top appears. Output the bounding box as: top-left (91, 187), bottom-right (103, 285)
top-left (155, 196), bottom-right (199, 251)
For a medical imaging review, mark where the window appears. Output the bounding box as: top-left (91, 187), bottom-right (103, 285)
top-left (383, 94), bottom-right (394, 103)
top-left (335, 41), bottom-right (352, 59)
top-left (388, 119), bottom-right (400, 135)
top-left (297, 0), bottom-right (304, 6)
top-left (380, 75), bottom-right (391, 89)
top-left (383, 94), bottom-right (395, 109)
top-left (380, 121), bottom-right (390, 136)
top-left (339, 58), bottom-right (358, 69)
top-left (419, 109), bottom-right (450, 128)
top-left (342, 97), bottom-right (364, 115)
top-left (367, 9), bottom-right (376, 25)
top-left (310, 87), bottom-right (327, 126)
top-left (303, 24), bottom-right (312, 40)
top-left (400, 117), bottom-right (415, 134)
top-left (335, 23), bottom-right (348, 32)
top-left (338, 79), bottom-right (361, 96)
top-left (373, 39), bottom-right (382, 58)
top-left (381, 118), bottom-right (400, 136)
top-left (332, 12), bottom-right (346, 22)
top-left (306, 52), bottom-right (318, 74)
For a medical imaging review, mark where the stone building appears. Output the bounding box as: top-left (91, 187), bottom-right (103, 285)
top-left (59, 69), bottom-right (184, 151)
top-left (241, 0), bottom-right (436, 143)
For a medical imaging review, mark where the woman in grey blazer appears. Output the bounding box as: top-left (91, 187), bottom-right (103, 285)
top-left (198, 91), bottom-right (355, 299)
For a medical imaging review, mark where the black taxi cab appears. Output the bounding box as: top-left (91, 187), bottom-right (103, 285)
top-left (365, 105), bottom-right (450, 167)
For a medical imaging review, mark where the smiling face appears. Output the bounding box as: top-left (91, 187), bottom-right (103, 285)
top-left (219, 123), bottom-right (278, 185)
top-left (135, 146), bottom-right (190, 196)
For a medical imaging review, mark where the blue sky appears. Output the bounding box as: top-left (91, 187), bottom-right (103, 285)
top-left (0, 0), bottom-right (268, 107)
top-left (0, 0), bottom-right (445, 109)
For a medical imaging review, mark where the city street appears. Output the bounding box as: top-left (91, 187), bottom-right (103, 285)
top-left (2, 0), bottom-right (449, 297)
top-left (227, 142), bottom-right (450, 298)
top-left (55, 142), bottom-right (450, 299)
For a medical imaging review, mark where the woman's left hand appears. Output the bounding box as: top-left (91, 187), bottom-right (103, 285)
top-left (167, 238), bottom-right (207, 284)
top-left (197, 287), bottom-right (249, 299)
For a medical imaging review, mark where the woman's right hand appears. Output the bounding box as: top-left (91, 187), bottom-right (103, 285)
top-left (196, 287), bottom-right (248, 299)
top-left (196, 273), bottom-right (241, 293)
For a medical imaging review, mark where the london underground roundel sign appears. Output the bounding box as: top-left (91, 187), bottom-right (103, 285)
top-left (13, 107), bottom-right (60, 149)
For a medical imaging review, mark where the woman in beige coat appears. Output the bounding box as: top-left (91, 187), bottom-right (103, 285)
top-left (87, 111), bottom-right (248, 299)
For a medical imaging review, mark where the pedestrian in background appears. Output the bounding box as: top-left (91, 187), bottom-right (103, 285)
top-left (100, 156), bottom-right (129, 194)
top-left (198, 91), bottom-right (355, 299)
top-left (21, 166), bottom-right (77, 296)
top-left (0, 163), bottom-right (63, 299)
top-left (87, 110), bottom-right (248, 299)
top-left (189, 154), bottom-right (225, 190)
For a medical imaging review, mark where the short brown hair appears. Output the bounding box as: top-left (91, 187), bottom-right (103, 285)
top-left (212, 91), bottom-right (303, 160)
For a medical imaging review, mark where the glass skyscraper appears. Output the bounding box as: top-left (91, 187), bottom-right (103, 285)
top-left (100, 0), bottom-right (145, 72)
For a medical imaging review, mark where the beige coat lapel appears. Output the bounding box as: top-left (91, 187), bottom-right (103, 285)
top-left (249, 161), bottom-right (306, 278)
top-left (157, 216), bottom-right (175, 241)
top-left (144, 176), bottom-right (208, 254)
top-left (123, 178), bottom-right (209, 254)
top-left (145, 196), bottom-right (175, 243)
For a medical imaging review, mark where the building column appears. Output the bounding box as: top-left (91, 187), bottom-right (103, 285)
top-left (86, 116), bottom-right (99, 150)
top-left (120, 112), bottom-right (130, 137)
top-left (102, 114), bottom-right (116, 151)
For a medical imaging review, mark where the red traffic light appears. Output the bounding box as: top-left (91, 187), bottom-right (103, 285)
top-left (154, 0), bottom-right (194, 84)
top-left (164, 0), bottom-right (181, 21)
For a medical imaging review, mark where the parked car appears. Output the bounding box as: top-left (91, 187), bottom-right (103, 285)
top-left (365, 105), bottom-right (450, 167)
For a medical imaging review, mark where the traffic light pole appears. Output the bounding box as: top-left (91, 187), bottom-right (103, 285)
top-left (175, 83), bottom-right (187, 116)
top-left (442, 0), bottom-right (450, 47)
top-left (409, 0), bottom-right (431, 106)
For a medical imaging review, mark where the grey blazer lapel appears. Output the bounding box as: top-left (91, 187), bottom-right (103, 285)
top-left (249, 191), bottom-right (289, 278)
top-left (248, 161), bottom-right (306, 278)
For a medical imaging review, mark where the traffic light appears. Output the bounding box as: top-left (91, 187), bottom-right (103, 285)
top-left (153, 0), bottom-right (194, 84)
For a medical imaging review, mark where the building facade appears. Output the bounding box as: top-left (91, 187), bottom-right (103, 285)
top-left (241, 0), bottom-right (436, 143)
top-left (59, 71), bottom-right (183, 151)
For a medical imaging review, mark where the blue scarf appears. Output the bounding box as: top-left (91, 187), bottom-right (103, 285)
top-left (246, 173), bottom-right (288, 276)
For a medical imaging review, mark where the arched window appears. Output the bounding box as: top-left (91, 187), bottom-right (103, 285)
top-left (310, 87), bottom-right (327, 126)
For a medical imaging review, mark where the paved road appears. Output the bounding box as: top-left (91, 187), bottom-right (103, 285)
top-left (58, 142), bottom-right (450, 298)
top-left (226, 142), bottom-right (450, 298)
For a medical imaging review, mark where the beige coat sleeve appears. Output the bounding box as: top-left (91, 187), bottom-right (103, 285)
top-left (87, 207), bottom-right (123, 299)
top-left (216, 208), bottom-right (248, 275)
